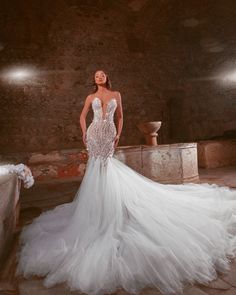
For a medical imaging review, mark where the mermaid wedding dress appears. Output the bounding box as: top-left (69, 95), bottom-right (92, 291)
top-left (17, 97), bottom-right (236, 295)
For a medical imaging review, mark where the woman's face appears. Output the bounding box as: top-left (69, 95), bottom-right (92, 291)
top-left (94, 71), bottom-right (107, 85)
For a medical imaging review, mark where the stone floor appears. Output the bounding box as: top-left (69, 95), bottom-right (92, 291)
top-left (199, 166), bottom-right (236, 188)
top-left (1, 166), bottom-right (236, 295)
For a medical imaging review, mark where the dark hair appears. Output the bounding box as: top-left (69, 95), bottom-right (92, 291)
top-left (92, 70), bottom-right (112, 93)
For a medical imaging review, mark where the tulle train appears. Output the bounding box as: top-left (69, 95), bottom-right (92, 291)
top-left (16, 157), bottom-right (236, 295)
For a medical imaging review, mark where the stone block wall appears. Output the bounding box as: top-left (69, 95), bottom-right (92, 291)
top-left (198, 139), bottom-right (236, 168)
top-left (0, 149), bottom-right (88, 182)
top-left (0, 0), bottom-right (236, 154)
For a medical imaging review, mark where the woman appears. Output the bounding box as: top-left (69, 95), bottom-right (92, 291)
top-left (80, 70), bottom-right (123, 153)
top-left (17, 70), bottom-right (236, 295)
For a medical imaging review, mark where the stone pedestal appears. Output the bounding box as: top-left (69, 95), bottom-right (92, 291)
top-left (137, 121), bottom-right (162, 146)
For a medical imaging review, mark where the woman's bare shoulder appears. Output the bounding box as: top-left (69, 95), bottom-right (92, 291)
top-left (86, 93), bottom-right (95, 98)
top-left (111, 90), bottom-right (121, 99)
top-left (85, 93), bottom-right (95, 102)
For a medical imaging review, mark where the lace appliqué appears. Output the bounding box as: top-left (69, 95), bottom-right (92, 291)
top-left (86, 97), bottom-right (117, 165)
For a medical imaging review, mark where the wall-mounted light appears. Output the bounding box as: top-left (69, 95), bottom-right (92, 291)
top-left (0, 65), bottom-right (38, 85)
top-left (189, 65), bottom-right (236, 87)
top-left (220, 70), bottom-right (236, 83)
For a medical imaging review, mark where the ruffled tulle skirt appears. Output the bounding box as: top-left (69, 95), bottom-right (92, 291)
top-left (16, 157), bottom-right (236, 295)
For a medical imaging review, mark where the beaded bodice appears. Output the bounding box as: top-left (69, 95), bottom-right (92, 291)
top-left (92, 97), bottom-right (117, 122)
top-left (86, 97), bottom-right (117, 162)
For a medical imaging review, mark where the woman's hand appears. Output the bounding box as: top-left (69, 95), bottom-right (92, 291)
top-left (114, 135), bottom-right (120, 148)
top-left (83, 132), bottom-right (87, 148)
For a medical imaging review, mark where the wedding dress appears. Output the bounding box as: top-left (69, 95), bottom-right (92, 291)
top-left (16, 97), bottom-right (236, 295)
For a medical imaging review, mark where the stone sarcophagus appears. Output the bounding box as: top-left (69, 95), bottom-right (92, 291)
top-left (114, 143), bottom-right (199, 184)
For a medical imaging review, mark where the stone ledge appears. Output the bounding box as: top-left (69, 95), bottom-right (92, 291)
top-left (0, 143), bottom-right (199, 184)
top-left (0, 149), bottom-right (88, 182)
top-left (198, 139), bottom-right (236, 168)
top-left (115, 143), bottom-right (199, 184)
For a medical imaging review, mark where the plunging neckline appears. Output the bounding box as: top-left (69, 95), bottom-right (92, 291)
top-left (94, 97), bottom-right (116, 120)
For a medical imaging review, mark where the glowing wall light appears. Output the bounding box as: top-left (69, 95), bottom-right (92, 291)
top-left (220, 70), bottom-right (236, 83)
top-left (0, 65), bottom-right (38, 84)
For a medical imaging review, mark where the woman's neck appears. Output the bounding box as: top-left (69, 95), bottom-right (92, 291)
top-left (97, 85), bottom-right (109, 93)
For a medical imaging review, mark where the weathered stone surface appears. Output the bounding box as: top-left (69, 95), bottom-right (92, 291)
top-left (199, 166), bottom-right (236, 188)
top-left (0, 281), bottom-right (16, 292)
top-left (181, 286), bottom-right (209, 295)
top-left (221, 270), bottom-right (236, 288)
top-left (219, 288), bottom-right (236, 295)
top-left (0, 2), bottom-right (236, 153)
top-left (114, 145), bottom-right (142, 174)
top-left (20, 180), bottom-right (80, 210)
top-left (31, 164), bottom-right (58, 180)
top-left (22, 149), bottom-right (88, 181)
top-left (18, 279), bottom-right (81, 295)
top-left (199, 277), bottom-right (231, 290)
top-left (139, 287), bottom-right (162, 295)
top-left (2, 144), bottom-right (199, 184)
top-left (200, 286), bottom-right (236, 295)
top-left (29, 152), bottom-right (64, 164)
top-left (0, 173), bottom-right (20, 264)
top-left (198, 140), bottom-right (236, 168)
top-left (141, 143), bottom-right (199, 183)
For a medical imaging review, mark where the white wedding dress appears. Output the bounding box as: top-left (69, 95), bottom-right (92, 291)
top-left (16, 97), bottom-right (236, 295)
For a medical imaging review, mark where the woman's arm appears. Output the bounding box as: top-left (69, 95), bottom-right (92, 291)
top-left (80, 94), bottom-right (92, 147)
top-left (114, 91), bottom-right (123, 147)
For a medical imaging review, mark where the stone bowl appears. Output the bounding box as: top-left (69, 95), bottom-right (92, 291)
top-left (137, 121), bottom-right (162, 136)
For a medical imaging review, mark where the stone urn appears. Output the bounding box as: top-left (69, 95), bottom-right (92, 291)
top-left (137, 121), bottom-right (162, 146)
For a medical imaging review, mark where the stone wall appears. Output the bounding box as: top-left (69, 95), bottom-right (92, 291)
top-left (0, 0), bottom-right (236, 154)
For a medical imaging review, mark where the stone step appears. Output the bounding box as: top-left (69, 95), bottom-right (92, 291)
top-left (0, 232), bottom-right (20, 294)
top-left (18, 279), bottom-right (82, 295)
top-left (19, 179), bottom-right (80, 210)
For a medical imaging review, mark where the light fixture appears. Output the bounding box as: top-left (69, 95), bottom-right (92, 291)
top-left (220, 70), bottom-right (236, 83)
top-left (0, 65), bottom-right (38, 84)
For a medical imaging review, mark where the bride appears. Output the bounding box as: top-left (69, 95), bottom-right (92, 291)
top-left (16, 70), bottom-right (236, 295)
